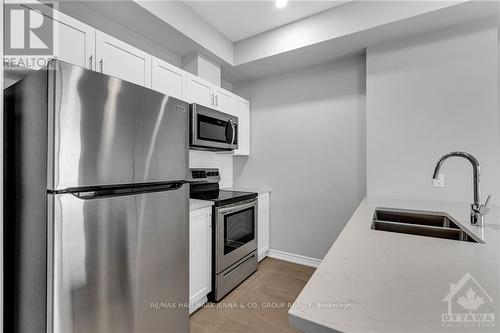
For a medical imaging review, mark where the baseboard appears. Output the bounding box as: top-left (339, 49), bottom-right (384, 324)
top-left (258, 247), bottom-right (269, 262)
top-left (189, 295), bottom-right (208, 315)
top-left (267, 249), bottom-right (322, 268)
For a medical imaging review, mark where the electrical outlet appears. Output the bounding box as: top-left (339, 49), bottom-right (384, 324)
top-left (433, 173), bottom-right (445, 187)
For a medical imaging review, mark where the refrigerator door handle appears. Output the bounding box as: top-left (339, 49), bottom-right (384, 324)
top-left (71, 182), bottom-right (186, 199)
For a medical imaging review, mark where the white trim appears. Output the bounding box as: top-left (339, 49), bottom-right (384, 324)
top-left (267, 249), bottom-right (322, 268)
top-left (189, 295), bottom-right (208, 315)
top-left (258, 247), bottom-right (269, 262)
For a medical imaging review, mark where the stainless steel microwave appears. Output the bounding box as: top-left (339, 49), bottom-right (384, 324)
top-left (190, 103), bottom-right (238, 151)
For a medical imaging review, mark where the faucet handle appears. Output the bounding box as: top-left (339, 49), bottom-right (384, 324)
top-left (480, 194), bottom-right (492, 214)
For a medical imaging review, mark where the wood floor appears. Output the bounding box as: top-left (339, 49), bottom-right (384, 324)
top-left (190, 257), bottom-right (315, 333)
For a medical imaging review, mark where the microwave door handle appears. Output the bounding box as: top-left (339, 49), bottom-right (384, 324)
top-left (230, 120), bottom-right (236, 147)
top-left (225, 121), bottom-right (232, 144)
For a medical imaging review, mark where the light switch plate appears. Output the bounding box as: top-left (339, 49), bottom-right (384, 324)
top-left (433, 173), bottom-right (445, 187)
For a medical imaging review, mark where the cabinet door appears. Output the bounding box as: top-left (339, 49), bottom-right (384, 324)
top-left (233, 97), bottom-right (250, 156)
top-left (213, 88), bottom-right (234, 114)
top-left (19, 5), bottom-right (95, 70)
top-left (186, 74), bottom-right (213, 107)
top-left (151, 57), bottom-right (186, 99)
top-left (52, 11), bottom-right (95, 70)
top-left (189, 207), bottom-right (212, 313)
top-left (257, 192), bottom-right (270, 262)
top-left (95, 31), bottom-right (152, 87)
top-left (53, 12), bottom-right (95, 70)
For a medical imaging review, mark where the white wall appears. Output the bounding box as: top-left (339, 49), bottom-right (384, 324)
top-left (221, 78), bottom-right (233, 92)
top-left (366, 20), bottom-right (499, 205)
top-left (233, 56), bottom-right (366, 259)
top-left (197, 53), bottom-right (221, 86)
top-left (182, 52), bottom-right (221, 86)
top-left (189, 151), bottom-right (234, 188)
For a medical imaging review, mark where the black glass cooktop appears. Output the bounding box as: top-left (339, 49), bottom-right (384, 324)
top-left (190, 188), bottom-right (257, 207)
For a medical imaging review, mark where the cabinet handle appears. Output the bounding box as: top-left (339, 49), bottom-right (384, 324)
top-left (89, 55), bottom-right (93, 70)
top-left (99, 59), bottom-right (103, 73)
top-left (215, 95), bottom-right (218, 107)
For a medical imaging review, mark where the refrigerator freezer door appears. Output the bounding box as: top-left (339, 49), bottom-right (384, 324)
top-left (48, 60), bottom-right (188, 191)
top-left (48, 184), bottom-right (189, 333)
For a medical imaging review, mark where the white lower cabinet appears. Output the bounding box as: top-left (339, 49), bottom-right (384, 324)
top-left (189, 206), bottom-right (212, 314)
top-left (257, 192), bottom-right (270, 261)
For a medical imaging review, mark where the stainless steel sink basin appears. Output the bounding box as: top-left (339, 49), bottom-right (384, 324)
top-left (371, 208), bottom-right (482, 243)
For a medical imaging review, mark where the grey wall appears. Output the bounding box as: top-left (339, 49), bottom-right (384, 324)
top-left (233, 57), bottom-right (366, 259)
top-left (367, 20), bottom-right (500, 206)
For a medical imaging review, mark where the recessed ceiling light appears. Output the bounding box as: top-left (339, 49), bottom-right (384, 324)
top-left (275, 0), bottom-right (288, 9)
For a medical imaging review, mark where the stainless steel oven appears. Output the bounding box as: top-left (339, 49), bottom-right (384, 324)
top-left (189, 168), bottom-right (258, 301)
top-left (190, 103), bottom-right (238, 151)
top-left (213, 198), bottom-right (257, 301)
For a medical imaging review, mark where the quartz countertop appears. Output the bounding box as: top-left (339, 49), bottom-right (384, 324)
top-left (289, 197), bottom-right (500, 332)
top-left (189, 199), bottom-right (213, 211)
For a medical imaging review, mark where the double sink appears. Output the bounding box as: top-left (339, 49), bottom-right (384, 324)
top-left (372, 208), bottom-right (483, 243)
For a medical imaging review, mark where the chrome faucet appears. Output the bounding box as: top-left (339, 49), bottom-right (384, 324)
top-left (432, 151), bottom-right (491, 226)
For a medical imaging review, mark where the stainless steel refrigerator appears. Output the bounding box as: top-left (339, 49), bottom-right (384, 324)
top-left (4, 60), bottom-right (190, 333)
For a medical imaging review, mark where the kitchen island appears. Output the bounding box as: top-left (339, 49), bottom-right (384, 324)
top-left (289, 198), bottom-right (500, 332)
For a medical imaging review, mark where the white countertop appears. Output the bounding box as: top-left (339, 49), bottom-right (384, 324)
top-left (289, 197), bottom-right (500, 333)
top-left (189, 199), bottom-right (213, 211)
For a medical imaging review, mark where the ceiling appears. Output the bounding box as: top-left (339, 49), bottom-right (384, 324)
top-left (223, 0), bottom-right (495, 84)
top-left (183, 0), bottom-right (349, 42)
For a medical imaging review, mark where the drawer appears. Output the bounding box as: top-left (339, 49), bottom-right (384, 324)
top-left (214, 251), bottom-right (257, 301)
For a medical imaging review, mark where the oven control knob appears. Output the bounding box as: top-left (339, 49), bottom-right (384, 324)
top-left (192, 171), bottom-right (206, 178)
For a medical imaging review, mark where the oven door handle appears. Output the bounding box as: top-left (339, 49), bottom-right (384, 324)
top-left (218, 199), bottom-right (256, 215)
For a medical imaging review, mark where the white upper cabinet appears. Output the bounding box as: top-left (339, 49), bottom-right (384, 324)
top-left (18, 4), bottom-right (95, 70)
top-left (19, 4), bottom-right (253, 155)
top-left (95, 31), bottom-right (152, 88)
top-left (51, 11), bottom-right (95, 70)
top-left (186, 74), bottom-right (251, 155)
top-left (213, 87), bottom-right (233, 114)
top-left (186, 74), bottom-right (213, 107)
top-left (151, 57), bottom-right (186, 99)
top-left (233, 96), bottom-right (250, 156)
